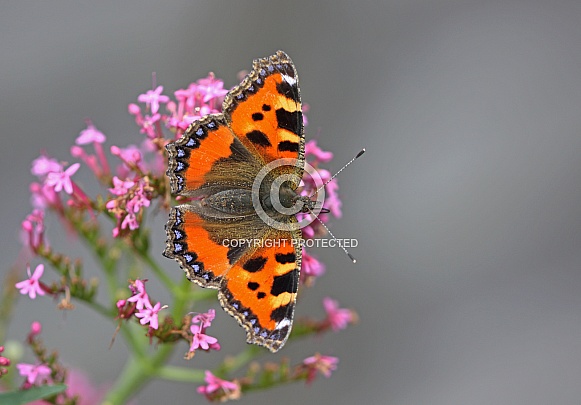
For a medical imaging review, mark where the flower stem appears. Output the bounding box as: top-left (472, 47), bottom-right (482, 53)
top-left (102, 341), bottom-right (176, 404)
top-left (140, 250), bottom-right (176, 292)
top-left (154, 365), bottom-right (205, 382)
top-left (216, 345), bottom-right (262, 377)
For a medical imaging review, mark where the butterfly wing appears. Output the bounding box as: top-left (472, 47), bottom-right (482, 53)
top-left (219, 226), bottom-right (302, 352)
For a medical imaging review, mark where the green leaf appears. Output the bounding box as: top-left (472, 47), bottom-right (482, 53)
top-left (0, 384), bottom-right (67, 405)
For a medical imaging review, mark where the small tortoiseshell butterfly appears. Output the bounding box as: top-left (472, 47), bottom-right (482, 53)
top-left (164, 51), bottom-right (318, 352)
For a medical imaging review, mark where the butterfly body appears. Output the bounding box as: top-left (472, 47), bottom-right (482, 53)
top-left (164, 51), bottom-right (308, 352)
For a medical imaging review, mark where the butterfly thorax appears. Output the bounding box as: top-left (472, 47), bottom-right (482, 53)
top-left (202, 189), bottom-right (255, 216)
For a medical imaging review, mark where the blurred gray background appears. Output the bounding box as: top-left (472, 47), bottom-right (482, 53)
top-left (2, 1), bottom-right (581, 404)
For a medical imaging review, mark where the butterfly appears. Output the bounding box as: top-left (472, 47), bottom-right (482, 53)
top-left (164, 51), bottom-right (319, 352)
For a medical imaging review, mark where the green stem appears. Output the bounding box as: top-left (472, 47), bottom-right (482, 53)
top-left (102, 341), bottom-right (176, 404)
top-left (216, 345), bottom-right (262, 377)
top-left (155, 365), bottom-right (205, 382)
top-left (140, 251), bottom-right (176, 292)
top-left (76, 298), bottom-right (113, 319)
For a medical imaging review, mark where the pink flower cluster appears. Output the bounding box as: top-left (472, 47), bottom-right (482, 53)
top-left (0, 346), bottom-right (10, 378)
top-left (16, 362), bottom-right (51, 386)
top-left (128, 73), bottom-right (228, 140)
top-left (187, 309), bottom-right (220, 356)
top-left (323, 297), bottom-right (357, 331)
top-left (298, 140), bottom-right (342, 239)
top-left (197, 370), bottom-right (241, 402)
top-left (302, 353), bottom-right (339, 385)
top-left (106, 176), bottom-right (152, 237)
top-left (15, 322), bottom-right (51, 387)
top-left (25, 152), bottom-right (89, 253)
top-left (117, 280), bottom-right (166, 330)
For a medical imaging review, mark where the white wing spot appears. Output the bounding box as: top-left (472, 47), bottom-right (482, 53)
top-left (275, 318), bottom-right (291, 330)
top-left (281, 74), bottom-right (296, 86)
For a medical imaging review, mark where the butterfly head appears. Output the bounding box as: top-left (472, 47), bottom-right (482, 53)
top-left (294, 195), bottom-right (330, 215)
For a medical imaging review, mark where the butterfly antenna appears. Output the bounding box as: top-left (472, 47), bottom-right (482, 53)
top-left (309, 148), bottom-right (366, 198)
top-left (308, 212), bottom-right (357, 263)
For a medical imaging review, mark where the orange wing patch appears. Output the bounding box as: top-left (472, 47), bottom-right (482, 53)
top-left (224, 52), bottom-right (304, 168)
top-left (164, 206), bottom-right (232, 288)
top-left (219, 235), bottom-right (301, 352)
top-left (166, 115), bottom-right (236, 194)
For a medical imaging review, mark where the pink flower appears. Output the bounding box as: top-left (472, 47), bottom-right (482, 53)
top-left (0, 346), bottom-right (10, 378)
top-left (72, 121), bottom-right (110, 178)
top-left (76, 122), bottom-right (106, 145)
top-left (127, 181), bottom-right (151, 213)
top-left (322, 176), bottom-right (342, 218)
top-left (296, 147), bottom-right (342, 237)
top-left (128, 103), bottom-right (141, 115)
top-left (323, 297), bottom-right (355, 331)
top-left (121, 212), bottom-right (139, 231)
top-left (191, 309), bottom-right (216, 328)
top-left (189, 324), bottom-right (219, 351)
top-left (45, 162), bottom-right (80, 194)
top-left (139, 113), bottom-right (161, 139)
top-left (135, 301), bottom-right (164, 330)
top-left (137, 85), bottom-right (169, 114)
top-left (305, 140), bottom-right (333, 162)
top-left (21, 209), bottom-right (46, 251)
top-left (110, 145), bottom-right (143, 177)
top-left (110, 145), bottom-right (142, 165)
top-left (302, 353), bottom-right (339, 384)
top-left (174, 83), bottom-right (198, 112)
top-left (30, 321), bottom-right (42, 336)
top-left (16, 362), bottom-right (52, 385)
top-left (109, 176), bottom-right (135, 196)
top-left (302, 103), bottom-right (310, 126)
top-left (29, 182), bottom-right (61, 211)
top-left (31, 154), bottom-right (62, 178)
top-left (197, 371), bottom-right (240, 401)
top-left (197, 75), bottom-right (228, 103)
top-left (15, 264), bottom-right (45, 299)
top-left (126, 279), bottom-right (150, 310)
top-left (65, 368), bottom-right (107, 405)
top-left (301, 249), bottom-right (326, 281)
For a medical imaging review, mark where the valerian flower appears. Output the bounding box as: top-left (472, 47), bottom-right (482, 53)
top-left (323, 297), bottom-right (356, 331)
top-left (197, 370), bottom-right (241, 402)
top-left (16, 362), bottom-right (52, 385)
top-left (76, 122), bottom-right (106, 145)
top-left (192, 309), bottom-right (216, 328)
top-left (189, 324), bottom-right (219, 351)
top-left (15, 264), bottom-right (46, 299)
top-left (0, 346), bottom-right (10, 378)
top-left (31, 153), bottom-right (62, 178)
top-left (301, 248), bottom-right (326, 284)
top-left (188, 309), bottom-right (220, 355)
top-left (45, 162), bottom-right (80, 195)
top-left (137, 85), bottom-right (170, 114)
top-left (126, 279), bottom-right (150, 310)
top-left (135, 301), bottom-right (165, 330)
top-left (302, 353), bottom-right (339, 384)
top-left (21, 209), bottom-right (46, 252)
